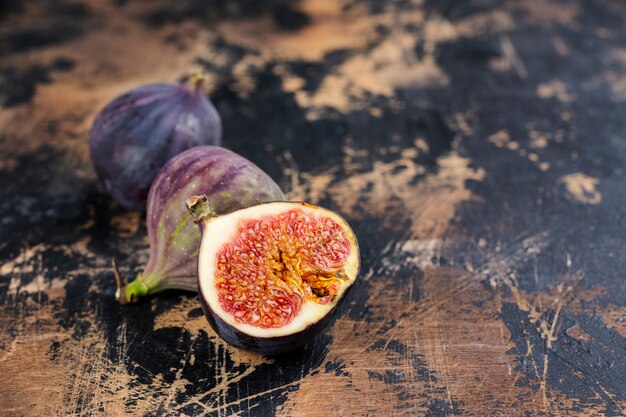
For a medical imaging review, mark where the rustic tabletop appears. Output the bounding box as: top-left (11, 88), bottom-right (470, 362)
top-left (1, 1), bottom-right (625, 416)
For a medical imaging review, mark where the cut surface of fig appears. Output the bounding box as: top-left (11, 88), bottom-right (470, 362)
top-left (191, 199), bottom-right (359, 352)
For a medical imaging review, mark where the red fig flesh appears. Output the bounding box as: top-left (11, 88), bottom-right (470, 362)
top-left (188, 197), bottom-right (360, 354)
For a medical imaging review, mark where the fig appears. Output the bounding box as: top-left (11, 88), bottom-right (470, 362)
top-left (187, 196), bottom-right (360, 354)
top-left (115, 146), bottom-right (285, 304)
top-left (89, 73), bottom-right (222, 210)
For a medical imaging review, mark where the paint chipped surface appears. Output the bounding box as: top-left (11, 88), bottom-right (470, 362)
top-left (1, 0), bottom-right (626, 416)
top-left (560, 173), bottom-right (602, 205)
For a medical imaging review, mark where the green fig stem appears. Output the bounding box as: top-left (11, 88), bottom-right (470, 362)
top-left (188, 70), bottom-right (207, 93)
top-left (120, 277), bottom-right (150, 304)
top-left (113, 258), bottom-right (149, 305)
top-left (186, 195), bottom-right (217, 224)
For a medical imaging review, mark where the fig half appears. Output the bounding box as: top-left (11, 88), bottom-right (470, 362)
top-left (187, 196), bottom-right (360, 354)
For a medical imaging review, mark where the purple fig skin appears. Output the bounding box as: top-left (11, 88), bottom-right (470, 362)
top-left (89, 77), bottom-right (222, 210)
top-left (116, 146), bottom-right (285, 304)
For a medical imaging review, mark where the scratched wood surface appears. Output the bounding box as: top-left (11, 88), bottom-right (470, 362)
top-left (1, 0), bottom-right (625, 416)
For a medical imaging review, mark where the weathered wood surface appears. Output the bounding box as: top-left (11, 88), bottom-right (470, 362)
top-left (1, 1), bottom-right (625, 416)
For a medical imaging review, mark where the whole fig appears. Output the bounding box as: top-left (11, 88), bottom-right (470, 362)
top-left (115, 146), bottom-right (285, 304)
top-left (89, 74), bottom-right (222, 210)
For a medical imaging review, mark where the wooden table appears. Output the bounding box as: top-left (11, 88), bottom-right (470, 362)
top-left (1, 1), bottom-right (625, 416)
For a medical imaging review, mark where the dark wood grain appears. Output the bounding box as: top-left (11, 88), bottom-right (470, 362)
top-left (1, 0), bottom-right (625, 416)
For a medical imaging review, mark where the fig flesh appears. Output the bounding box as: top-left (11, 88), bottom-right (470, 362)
top-left (89, 74), bottom-right (222, 210)
top-left (188, 197), bottom-right (360, 354)
top-left (116, 146), bottom-right (285, 304)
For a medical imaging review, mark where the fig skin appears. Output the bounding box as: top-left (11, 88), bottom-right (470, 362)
top-left (188, 197), bottom-right (360, 354)
top-left (116, 146), bottom-right (285, 304)
top-left (89, 74), bottom-right (222, 210)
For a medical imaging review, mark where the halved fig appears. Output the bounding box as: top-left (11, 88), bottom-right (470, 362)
top-left (187, 196), bottom-right (360, 354)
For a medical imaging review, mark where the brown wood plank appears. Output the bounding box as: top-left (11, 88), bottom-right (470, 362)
top-left (1, 1), bottom-right (625, 416)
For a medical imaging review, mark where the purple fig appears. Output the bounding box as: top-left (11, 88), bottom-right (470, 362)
top-left (115, 146), bottom-right (285, 304)
top-left (89, 73), bottom-right (222, 210)
top-left (187, 197), bottom-right (360, 354)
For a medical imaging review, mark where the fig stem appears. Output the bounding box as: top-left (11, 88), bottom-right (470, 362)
top-left (112, 258), bottom-right (149, 305)
top-left (121, 277), bottom-right (149, 304)
top-left (186, 195), bottom-right (217, 224)
top-left (112, 257), bottom-right (125, 300)
top-left (188, 70), bottom-right (206, 93)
